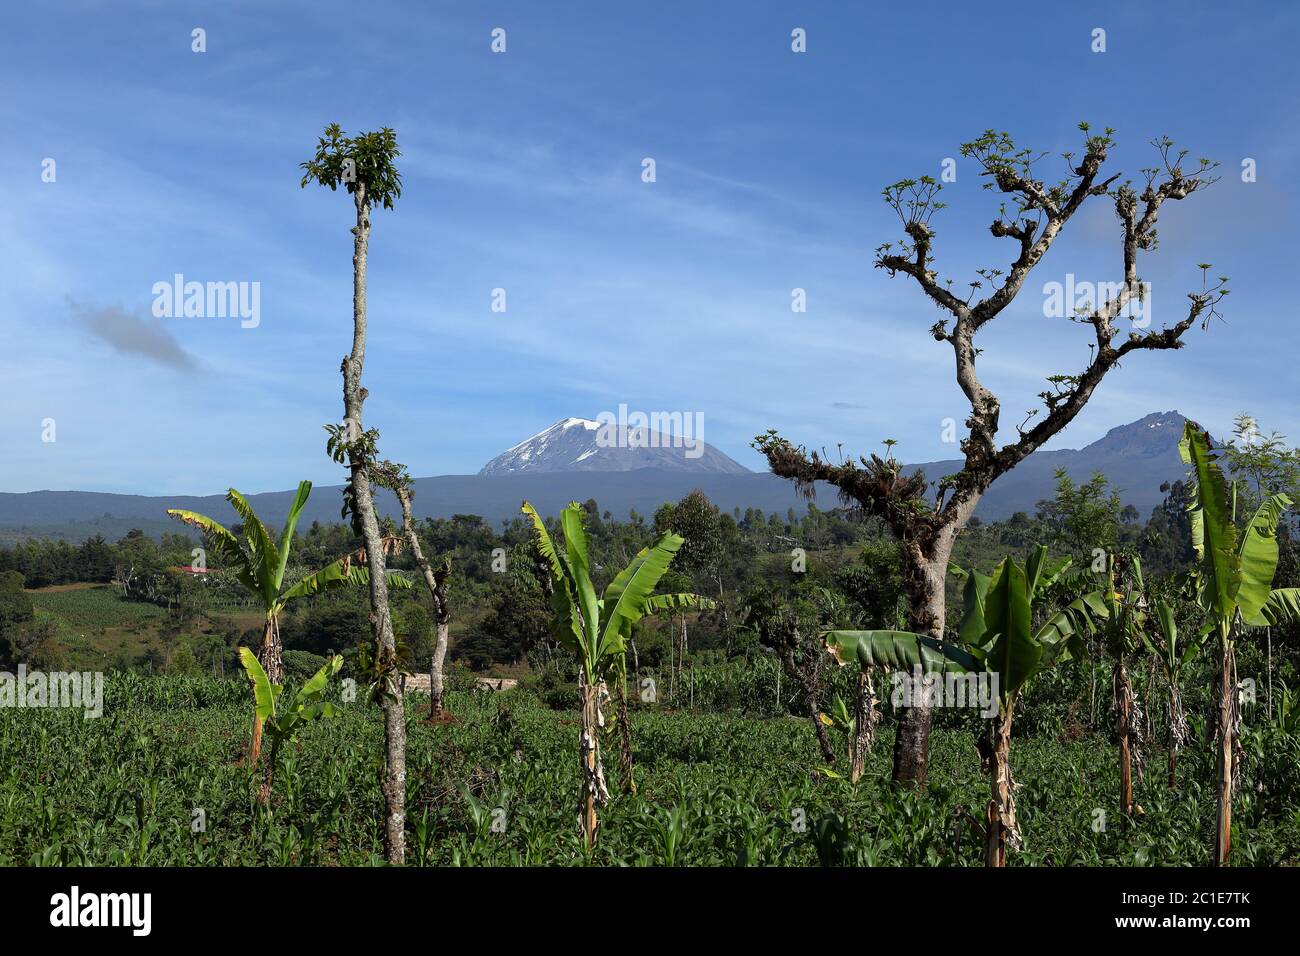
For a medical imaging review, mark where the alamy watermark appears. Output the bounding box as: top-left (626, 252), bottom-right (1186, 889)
top-left (0, 665), bottom-right (104, 718)
top-left (595, 404), bottom-right (705, 459)
top-left (50, 886), bottom-right (150, 936)
top-left (892, 666), bottom-right (999, 718)
top-left (152, 273), bottom-right (261, 328)
top-left (1042, 274), bottom-right (1151, 328)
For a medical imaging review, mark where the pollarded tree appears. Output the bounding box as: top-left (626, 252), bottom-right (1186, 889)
top-left (755, 125), bottom-right (1227, 787)
top-left (374, 461), bottom-right (454, 719)
top-left (301, 123), bottom-right (409, 864)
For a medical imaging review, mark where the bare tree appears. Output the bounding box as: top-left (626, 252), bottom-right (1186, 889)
top-left (302, 124), bottom-right (409, 863)
top-left (385, 473), bottom-right (453, 718)
top-left (756, 126), bottom-right (1227, 787)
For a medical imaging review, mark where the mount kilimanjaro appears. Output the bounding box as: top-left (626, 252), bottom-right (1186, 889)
top-left (479, 417), bottom-right (750, 476)
top-left (0, 412), bottom-right (1195, 541)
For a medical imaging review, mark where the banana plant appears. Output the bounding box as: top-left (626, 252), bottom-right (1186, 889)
top-left (1271, 682), bottom-right (1300, 735)
top-left (961, 548), bottom-right (1101, 866)
top-left (237, 648), bottom-right (343, 805)
top-left (1141, 597), bottom-right (1205, 789)
top-left (828, 545), bottom-right (1099, 866)
top-left (1096, 552), bottom-right (1150, 815)
top-left (168, 480), bottom-right (411, 765)
top-left (522, 501), bottom-right (708, 849)
top-left (817, 692), bottom-right (873, 782)
top-left (1179, 421), bottom-right (1294, 865)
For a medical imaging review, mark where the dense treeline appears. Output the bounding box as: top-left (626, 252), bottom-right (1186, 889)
top-left (5, 467), bottom-right (1298, 693)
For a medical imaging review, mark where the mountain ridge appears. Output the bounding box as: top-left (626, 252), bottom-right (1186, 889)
top-left (0, 412), bottom-right (1199, 542)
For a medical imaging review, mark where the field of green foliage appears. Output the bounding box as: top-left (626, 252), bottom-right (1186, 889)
top-left (2, 673), bottom-right (1297, 867)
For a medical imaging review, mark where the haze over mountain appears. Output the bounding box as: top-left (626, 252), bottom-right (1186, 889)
top-left (479, 417), bottom-right (750, 476)
top-left (0, 412), bottom-right (1196, 542)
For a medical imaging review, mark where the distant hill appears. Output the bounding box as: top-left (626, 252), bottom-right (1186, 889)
top-left (907, 410), bottom-right (1193, 520)
top-left (479, 417), bottom-right (750, 476)
top-left (0, 412), bottom-right (1197, 542)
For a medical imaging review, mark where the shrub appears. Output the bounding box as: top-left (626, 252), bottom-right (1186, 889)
top-left (284, 649), bottom-right (330, 681)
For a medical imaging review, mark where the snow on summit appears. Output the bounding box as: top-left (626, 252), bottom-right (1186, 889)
top-left (478, 417), bottom-right (750, 476)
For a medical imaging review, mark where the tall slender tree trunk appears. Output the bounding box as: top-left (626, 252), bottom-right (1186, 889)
top-left (668, 619), bottom-right (675, 702)
top-left (1214, 643), bottom-right (1236, 866)
top-left (849, 669), bottom-right (877, 784)
top-left (1266, 626), bottom-right (1273, 722)
top-left (393, 486), bottom-right (451, 718)
top-left (343, 182), bottom-right (405, 865)
top-left (578, 670), bottom-right (609, 849)
top-left (1090, 642), bottom-right (1098, 728)
top-left (985, 699), bottom-right (1017, 868)
top-left (430, 617), bottom-right (450, 715)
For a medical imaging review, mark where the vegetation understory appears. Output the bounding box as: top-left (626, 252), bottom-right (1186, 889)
top-left (2, 676), bottom-right (1297, 867)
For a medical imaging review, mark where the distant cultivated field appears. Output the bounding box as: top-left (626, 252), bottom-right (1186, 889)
top-left (30, 584), bottom-right (168, 629)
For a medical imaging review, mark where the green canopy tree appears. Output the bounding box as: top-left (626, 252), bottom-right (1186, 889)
top-left (301, 122), bottom-right (410, 865)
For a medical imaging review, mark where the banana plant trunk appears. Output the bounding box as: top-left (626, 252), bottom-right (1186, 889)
top-left (249, 615), bottom-right (283, 768)
top-left (1214, 642), bottom-right (1236, 866)
top-left (578, 669), bottom-right (610, 849)
top-left (256, 742), bottom-right (276, 806)
top-left (849, 669), bottom-right (877, 784)
top-left (1114, 660), bottom-right (1134, 815)
top-left (345, 181), bottom-right (405, 865)
top-left (985, 698), bottom-right (1017, 868)
top-left (1167, 683), bottom-right (1183, 789)
top-left (616, 675), bottom-right (636, 795)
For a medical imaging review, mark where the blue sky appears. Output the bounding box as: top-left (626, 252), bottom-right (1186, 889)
top-left (3, 0), bottom-right (1298, 496)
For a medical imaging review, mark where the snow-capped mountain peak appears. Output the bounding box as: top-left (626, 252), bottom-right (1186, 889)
top-left (478, 417), bottom-right (750, 476)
